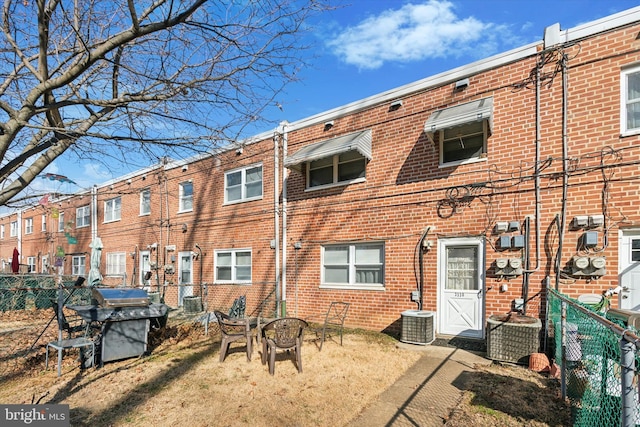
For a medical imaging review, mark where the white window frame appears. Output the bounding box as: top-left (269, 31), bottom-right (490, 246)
top-left (10, 221), bottom-right (18, 237)
top-left (305, 152), bottom-right (367, 190)
top-left (178, 181), bottom-right (193, 213)
top-left (621, 64), bottom-right (640, 136)
top-left (58, 212), bottom-right (65, 232)
top-left (140, 188), bottom-right (151, 216)
top-left (106, 252), bottom-right (126, 276)
top-left (104, 197), bottom-right (122, 223)
top-left (214, 249), bottom-right (252, 284)
top-left (25, 218), bottom-right (33, 235)
top-left (41, 214), bottom-right (47, 232)
top-left (72, 255), bottom-right (86, 276)
top-left (224, 164), bottom-right (263, 204)
top-left (26, 256), bottom-right (36, 273)
top-left (76, 206), bottom-right (90, 228)
top-left (320, 242), bottom-right (385, 290)
top-left (438, 121), bottom-right (488, 167)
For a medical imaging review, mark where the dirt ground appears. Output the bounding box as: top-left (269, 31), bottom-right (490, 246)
top-left (0, 309), bottom-right (571, 426)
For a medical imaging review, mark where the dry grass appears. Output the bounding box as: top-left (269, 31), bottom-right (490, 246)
top-left (446, 363), bottom-right (572, 426)
top-left (0, 313), bottom-right (421, 426)
top-left (0, 310), bottom-right (571, 426)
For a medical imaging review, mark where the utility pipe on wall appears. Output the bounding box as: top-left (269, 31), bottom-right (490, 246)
top-left (91, 185), bottom-right (98, 241)
top-left (280, 121), bottom-right (289, 317)
top-left (555, 52), bottom-right (570, 291)
top-left (273, 132), bottom-right (281, 316)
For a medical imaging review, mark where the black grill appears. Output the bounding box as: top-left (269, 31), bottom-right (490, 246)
top-left (69, 288), bottom-right (168, 365)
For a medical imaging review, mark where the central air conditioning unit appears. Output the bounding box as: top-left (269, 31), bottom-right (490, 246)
top-left (487, 314), bottom-right (542, 364)
top-left (494, 258), bottom-right (523, 277)
top-left (570, 256), bottom-right (606, 277)
top-left (400, 310), bottom-right (435, 345)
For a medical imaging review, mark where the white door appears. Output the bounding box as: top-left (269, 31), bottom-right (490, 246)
top-left (177, 252), bottom-right (193, 306)
top-left (139, 251), bottom-right (151, 290)
top-left (437, 238), bottom-right (485, 338)
top-left (619, 230), bottom-right (640, 310)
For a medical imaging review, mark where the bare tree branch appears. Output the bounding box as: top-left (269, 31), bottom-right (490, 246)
top-left (0, 0), bottom-right (328, 206)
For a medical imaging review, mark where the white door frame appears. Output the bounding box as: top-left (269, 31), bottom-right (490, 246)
top-left (437, 237), bottom-right (485, 338)
top-left (177, 251), bottom-right (194, 306)
top-left (139, 250), bottom-right (151, 290)
top-left (618, 229), bottom-right (640, 310)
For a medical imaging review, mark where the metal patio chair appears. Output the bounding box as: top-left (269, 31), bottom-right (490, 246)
top-left (45, 302), bottom-right (95, 376)
top-left (261, 317), bottom-right (308, 375)
top-left (316, 302), bottom-right (350, 351)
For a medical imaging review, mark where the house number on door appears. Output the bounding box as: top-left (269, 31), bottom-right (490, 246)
top-left (454, 292), bottom-right (465, 298)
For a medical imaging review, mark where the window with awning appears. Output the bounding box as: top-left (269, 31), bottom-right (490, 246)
top-left (424, 98), bottom-right (493, 166)
top-left (285, 129), bottom-right (372, 189)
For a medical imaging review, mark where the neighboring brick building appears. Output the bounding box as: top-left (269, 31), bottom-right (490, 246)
top-left (2, 7), bottom-right (640, 337)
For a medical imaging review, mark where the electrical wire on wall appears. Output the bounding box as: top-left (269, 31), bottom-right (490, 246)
top-left (414, 226), bottom-right (432, 311)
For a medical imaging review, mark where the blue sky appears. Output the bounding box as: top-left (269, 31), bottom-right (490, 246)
top-left (37, 0), bottom-right (640, 196)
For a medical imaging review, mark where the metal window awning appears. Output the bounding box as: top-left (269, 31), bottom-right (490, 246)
top-left (424, 98), bottom-right (493, 142)
top-left (284, 129), bottom-right (372, 172)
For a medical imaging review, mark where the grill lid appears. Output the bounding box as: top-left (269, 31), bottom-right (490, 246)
top-left (92, 288), bottom-right (150, 307)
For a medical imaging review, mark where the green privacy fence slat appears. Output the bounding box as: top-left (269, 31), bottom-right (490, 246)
top-left (548, 289), bottom-right (640, 427)
top-left (0, 275), bottom-right (92, 311)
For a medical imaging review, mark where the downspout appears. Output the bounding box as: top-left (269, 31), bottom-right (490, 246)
top-left (91, 185), bottom-right (98, 241)
top-left (195, 243), bottom-right (204, 309)
top-left (16, 210), bottom-right (22, 265)
top-left (280, 121), bottom-right (289, 316)
top-left (273, 131), bottom-right (281, 316)
top-left (554, 52), bottom-right (569, 291)
top-left (416, 226), bottom-right (431, 311)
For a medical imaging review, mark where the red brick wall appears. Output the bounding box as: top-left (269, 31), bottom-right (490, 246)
top-left (3, 21), bottom-right (640, 336)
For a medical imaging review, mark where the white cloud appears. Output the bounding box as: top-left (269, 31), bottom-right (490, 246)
top-left (78, 162), bottom-right (112, 186)
top-left (326, 0), bottom-right (504, 70)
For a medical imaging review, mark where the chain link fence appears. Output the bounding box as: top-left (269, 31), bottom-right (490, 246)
top-left (0, 274), bottom-right (94, 379)
top-left (0, 274), bottom-right (92, 312)
top-left (548, 289), bottom-right (640, 427)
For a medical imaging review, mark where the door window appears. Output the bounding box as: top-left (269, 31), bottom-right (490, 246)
top-left (445, 246), bottom-right (478, 291)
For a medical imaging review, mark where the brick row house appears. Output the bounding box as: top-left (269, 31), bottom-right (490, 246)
top-left (2, 7), bottom-right (640, 337)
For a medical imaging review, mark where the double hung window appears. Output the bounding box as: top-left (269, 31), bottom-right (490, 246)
top-left (225, 164), bottom-right (263, 203)
top-left (106, 252), bottom-right (126, 276)
top-left (308, 152), bottom-right (366, 188)
top-left (321, 243), bottom-right (384, 289)
top-left (179, 182), bottom-right (193, 212)
top-left (215, 249), bottom-right (252, 283)
top-left (72, 255), bottom-right (86, 275)
top-left (76, 206), bottom-right (90, 228)
top-left (140, 189), bottom-right (151, 215)
top-left (622, 65), bottom-right (640, 135)
top-left (104, 197), bottom-right (121, 222)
